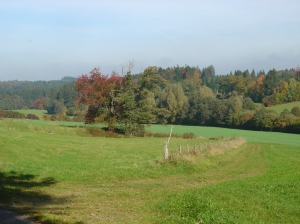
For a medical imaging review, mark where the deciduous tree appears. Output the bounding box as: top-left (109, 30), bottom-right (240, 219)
top-left (159, 83), bottom-right (187, 123)
top-left (75, 68), bottom-right (124, 126)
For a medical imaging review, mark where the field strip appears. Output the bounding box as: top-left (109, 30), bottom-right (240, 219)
top-left (138, 143), bottom-right (264, 190)
top-left (38, 143), bottom-right (266, 223)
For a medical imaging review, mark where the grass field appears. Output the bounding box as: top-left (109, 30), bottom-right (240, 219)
top-left (266, 101), bottom-right (300, 113)
top-left (13, 109), bottom-right (48, 119)
top-left (0, 119), bottom-right (300, 223)
top-left (147, 124), bottom-right (300, 146)
top-left (21, 119), bottom-right (87, 127)
top-left (11, 109), bottom-right (87, 127)
top-left (254, 102), bottom-right (263, 107)
top-left (255, 101), bottom-right (300, 114)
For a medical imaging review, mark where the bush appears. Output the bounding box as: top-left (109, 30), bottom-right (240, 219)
top-left (143, 131), bottom-right (184, 138)
top-left (50, 114), bottom-right (59, 121)
top-left (66, 107), bottom-right (76, 116)
top-left (0, 110), bottom-right (25, 119)
top-left (43, 114), bottom-right (51, 121)
top-left (120, 124), bottom-right (146, 137)
top-left (182, 132), bottom-right (196, 139)
top-left (291, 106), bottom-right (300, 117)
top-left (50, 113), bottom-right (70, 121)
top-left (85, 127), bottom-right (123, 138)
top-left (242, 97), bottom-right (256, 110)
top-left (72, 115), bottom-right (85, 122)
top-left (252, 108), bottom-right (278, 131)
top-left (26, 113), bottom-right (39, 120)
top-left (209, 136), bottom-right (224, 140)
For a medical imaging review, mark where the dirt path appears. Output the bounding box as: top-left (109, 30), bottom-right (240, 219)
top-left (0, 209), bottom-right (34, 224)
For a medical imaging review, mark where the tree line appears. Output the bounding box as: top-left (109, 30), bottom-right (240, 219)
top-left (0, 77), bottom-right (77, 110)
top-left (1, 65), bottom-right (300, 134)
top-left (75, 66), bottom-right (300, 135)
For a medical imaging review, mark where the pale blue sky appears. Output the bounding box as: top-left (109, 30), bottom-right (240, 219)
top-left (1, 0), bottom-right (300, 81)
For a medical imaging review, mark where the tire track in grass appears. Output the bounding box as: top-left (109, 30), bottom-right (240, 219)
top-left (146, 142), bottom-right (266, 190)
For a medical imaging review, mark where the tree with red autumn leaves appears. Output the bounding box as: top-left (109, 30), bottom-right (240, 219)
top-left (75, 66), bottom-right (169, 135)
top-left (33, 97), bottom-right (47, 109)
top-left (75, 68), bottom-right (125, 126)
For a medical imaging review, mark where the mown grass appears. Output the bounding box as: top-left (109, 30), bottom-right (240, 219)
top-left (156, 143), bottom-right (300, 223)
top-left (0, 119), bottom-right (300, 223)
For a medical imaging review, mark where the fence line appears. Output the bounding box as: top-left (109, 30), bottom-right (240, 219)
top-left (164, 137), bottom-right (246, 160)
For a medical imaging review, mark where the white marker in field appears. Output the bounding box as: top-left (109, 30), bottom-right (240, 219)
top-left (164, 126), bottom-right (173, 159)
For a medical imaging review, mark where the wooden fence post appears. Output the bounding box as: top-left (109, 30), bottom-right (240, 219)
top-left (179, 145), bottom-right (182, 154)
top-left (164, 141), bottom-right (169, 159)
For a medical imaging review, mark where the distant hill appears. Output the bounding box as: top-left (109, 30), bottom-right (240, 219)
top-left (0, 77), bottom-right (77, 110)
top-left (0, 76), bottom-right (77, 92)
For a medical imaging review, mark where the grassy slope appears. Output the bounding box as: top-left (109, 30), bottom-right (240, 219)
top-left (266, 101), bottom-right (300, 113)
top-left (13, 109), bottom-right (47, 119)
top-left (21, 119), bottom-right (86, 127)
top-left (157, 143), bottom-right (300, 223)
top-left (0, 119), bottom-right (300, 223)
top-left (147, 124), bottom-right (300, 146)
top-left (12, 109), bottom-right (86, 126)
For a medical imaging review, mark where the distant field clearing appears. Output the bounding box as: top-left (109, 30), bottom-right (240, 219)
top-left (265, 101), bottom-right (300, 113)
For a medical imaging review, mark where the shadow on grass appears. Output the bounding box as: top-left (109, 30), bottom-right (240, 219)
top-left (0, 171), bottom-right (82, 224)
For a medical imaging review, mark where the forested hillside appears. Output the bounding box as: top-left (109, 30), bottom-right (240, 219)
top-left (0, 77), bottom-right (77, 110)
top-left (1, 66), bottom-right (300, 133)
top-left (156, 65), bottom-right (300, 105)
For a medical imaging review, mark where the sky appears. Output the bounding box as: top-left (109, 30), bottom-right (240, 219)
top-left (1, 0), bottom-right (300, 81)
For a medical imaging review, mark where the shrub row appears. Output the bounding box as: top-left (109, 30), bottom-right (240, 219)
top-left (0, 110), bottom-right (25, 119)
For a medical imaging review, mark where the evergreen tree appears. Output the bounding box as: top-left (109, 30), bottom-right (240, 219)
top-left (202, 65), bottom-right (216, 91)
top-left (251, 69), bottom-right (256, 79)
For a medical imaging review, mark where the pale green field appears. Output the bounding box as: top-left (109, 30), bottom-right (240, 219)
top-left (12, 109), bottom-right (86, 126)
top-left (254, 102), bottom-right (263, 107)
top-left (21, 119), bottom-right (86, 127)
top-left (0, 119), bottom-right (300, 223)
top-left (266, 101), bottom-right (300, 113)
top-left (146, 124), bottom-right (300, 147)
top-left (13, 109), bottom-right (47, 119)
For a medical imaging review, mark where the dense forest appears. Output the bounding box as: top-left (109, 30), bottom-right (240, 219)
top-left (0, 76), bottom-right (77, 110)
top-left (1, 65), bottom-right (300, 134)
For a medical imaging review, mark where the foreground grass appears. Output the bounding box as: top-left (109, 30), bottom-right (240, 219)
top-left (156, 143), bottom-right (300, 223)
top-left (0, 119), bottom-right (300, 223)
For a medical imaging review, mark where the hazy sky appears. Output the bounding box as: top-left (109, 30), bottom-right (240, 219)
top-left (1, 0), bottom-right (300, 81)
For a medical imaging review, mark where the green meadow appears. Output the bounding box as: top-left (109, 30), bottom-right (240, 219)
top-left (0, 119), bottom-right (300, 223)
top-left (13, 109), bottom-right (48, 119)
top-left (147, 124), bottom-right (300, 146)
top-left (254, 101), bottom-right (300, 113)
top-left (266, 101), bottom-right (300, 113)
